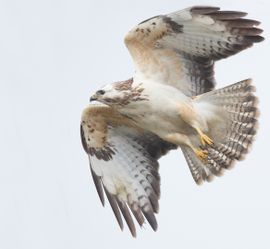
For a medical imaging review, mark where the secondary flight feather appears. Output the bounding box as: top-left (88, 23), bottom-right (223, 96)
top-left (81, 6), bottom-right (264, 237)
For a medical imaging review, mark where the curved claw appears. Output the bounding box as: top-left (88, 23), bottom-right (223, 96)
top-left (195, 128), bottom-right (214, 146)
top-left (194, 148), bottom-right (208, 161)
top-left (200, 133), bottom-right (213, 146)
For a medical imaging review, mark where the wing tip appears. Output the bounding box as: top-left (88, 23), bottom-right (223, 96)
top-left (90, 167), bottom-right (105, 206)
top-left (104, 188), bottom-right (124, 231)
top-left (190, 6), bottom-right (248, 17)
top-left (190, 6), bottom-right (220, 15)
top-left (142, 209), bottom-right (158, 231)
top-left (116, 199), bottom-right (137, 237)
top-left (246, 35), bottom-right (265, 43)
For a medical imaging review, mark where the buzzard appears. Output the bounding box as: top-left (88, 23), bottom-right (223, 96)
top-left (81, 6), bottom-right (264, 237)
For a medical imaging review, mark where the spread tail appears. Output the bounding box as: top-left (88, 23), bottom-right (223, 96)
top-left (182, 79), bottom-right (258, 184)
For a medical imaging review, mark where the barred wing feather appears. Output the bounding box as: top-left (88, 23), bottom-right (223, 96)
top-left (125, 6), bottom-right (264, 96)
top-left (81, 105), bottom-right (176, 237)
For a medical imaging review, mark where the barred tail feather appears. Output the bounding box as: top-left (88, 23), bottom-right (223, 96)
top-left (181, 145), bottom-right (216, 184)
top-left (183, 79), bottom-right (258, 184)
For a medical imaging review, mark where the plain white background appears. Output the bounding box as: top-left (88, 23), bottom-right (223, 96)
top-left (0, 0), bottom-right (269, 248)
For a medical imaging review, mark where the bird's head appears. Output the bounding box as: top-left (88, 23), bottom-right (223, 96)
top-left (90, 81), bottom-right (130, 106)
top-left (90, 79), bottom-right (147, 107)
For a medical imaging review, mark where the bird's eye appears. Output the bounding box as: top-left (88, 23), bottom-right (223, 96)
top-left (97, 90), bottom-right (105, 95)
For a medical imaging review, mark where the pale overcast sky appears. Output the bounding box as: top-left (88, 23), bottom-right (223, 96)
top-left (0, 0), bottom-right (269, 249)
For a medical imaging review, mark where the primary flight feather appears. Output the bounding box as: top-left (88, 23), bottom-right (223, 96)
top-left (81, 6), bottom-right (264, 237)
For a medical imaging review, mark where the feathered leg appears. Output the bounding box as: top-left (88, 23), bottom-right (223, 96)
top-left (163, 133), bottom-right (208, 160)
top-left (178, 100), bottom-right (214, 149)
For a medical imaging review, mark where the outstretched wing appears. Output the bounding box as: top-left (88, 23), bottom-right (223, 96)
top-left (125, 6), bottom-right (264, 96)
top-left (81, 105), bottom-right (176, 237)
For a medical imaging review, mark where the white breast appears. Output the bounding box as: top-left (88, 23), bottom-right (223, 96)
top-left (118, 80), bottom-right (191, 136)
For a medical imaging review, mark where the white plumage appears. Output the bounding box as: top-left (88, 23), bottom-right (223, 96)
top-left (81, 6), bottom-right (263, 237)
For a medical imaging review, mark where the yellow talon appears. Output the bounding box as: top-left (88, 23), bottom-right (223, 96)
top-left (194, 148), bottom-right (208, 161)
top-left (195, 128), bottom-right (214, 146)
top-left (200, 133), bottom-right (213, 146)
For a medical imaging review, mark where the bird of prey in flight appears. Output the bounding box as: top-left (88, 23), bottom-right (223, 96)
top-left (80, 6), bottom-right (264, 237)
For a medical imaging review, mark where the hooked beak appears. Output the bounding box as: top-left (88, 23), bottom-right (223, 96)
top-left (90, 94), bottom-right (98, 102)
